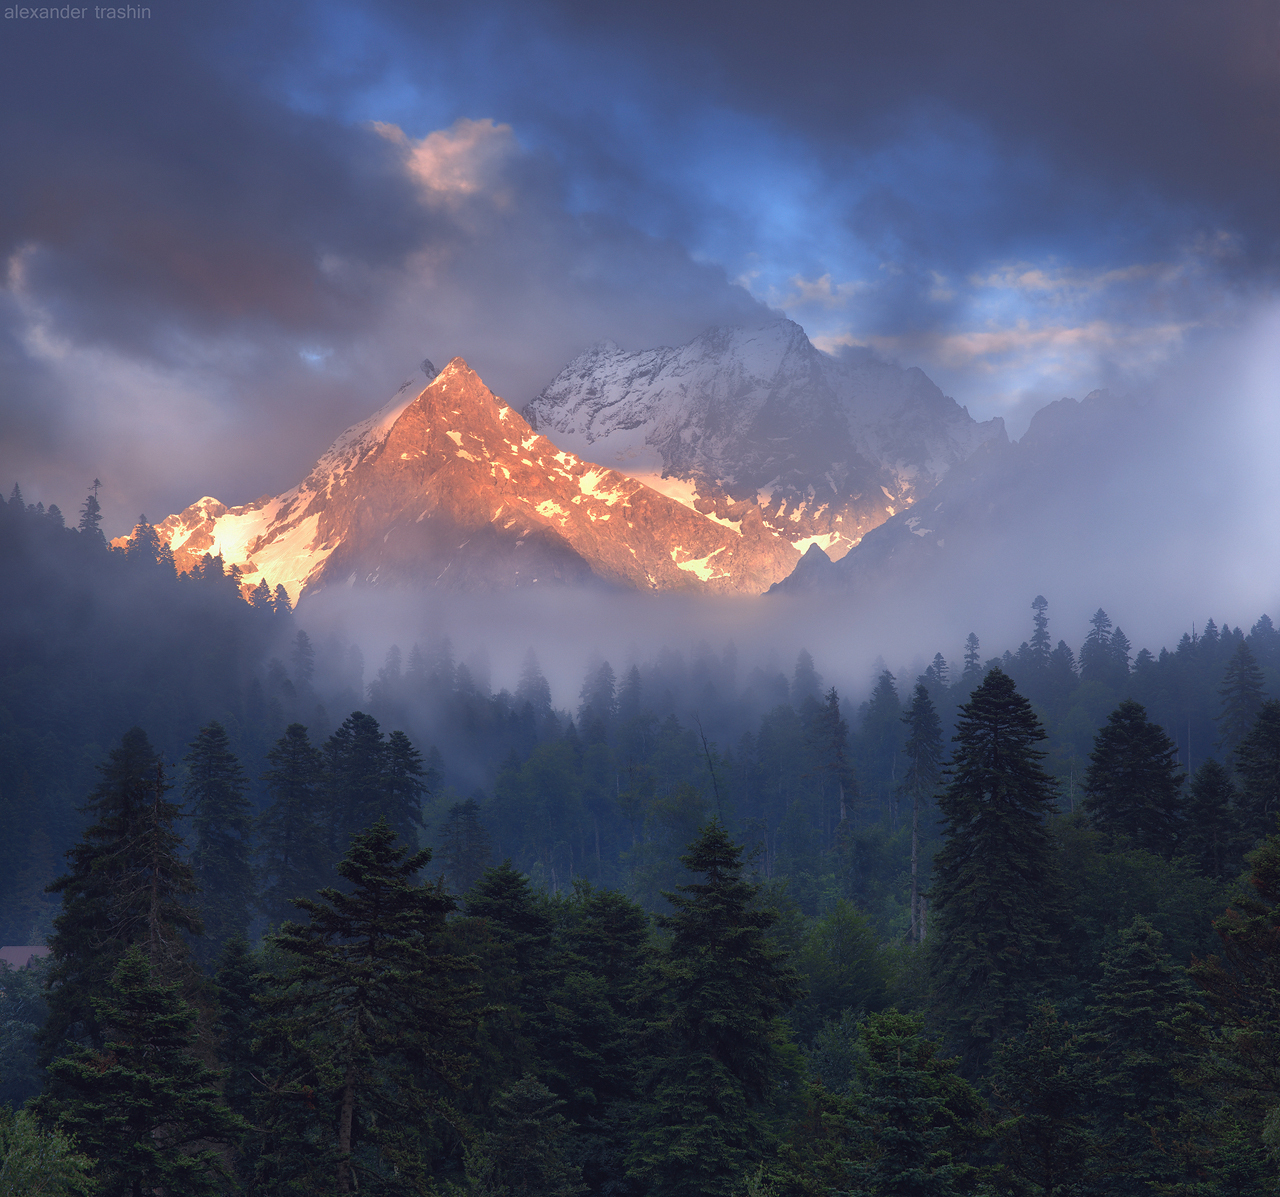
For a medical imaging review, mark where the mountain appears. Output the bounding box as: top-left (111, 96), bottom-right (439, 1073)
top-left (766, 386), bottom-right (1237, 632)
top-left (132, 359), bottom-right (800, 602)
top-left (523, 319), bottom-right (1005, 560)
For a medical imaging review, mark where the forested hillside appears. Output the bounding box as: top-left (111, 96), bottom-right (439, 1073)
top-left (5, 484), bottom-right (1280, 1194)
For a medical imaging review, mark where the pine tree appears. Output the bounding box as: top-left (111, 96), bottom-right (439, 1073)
top-left (578, 659), bottom-right (618, 731)
top-left (1182, 758), bottom-right (1245, 881)
top-left (845, 1009), bottom-right (987, 1197)
top-left (1082, 700), bottom-right (1185, 857)
top-left (988, 1002), bottom-right (1094, 1197)
top-left (259, 819), bottom-right (478, 1195)
top-left (325, 712), bottom-right (424, 847)
top-left (38, 946), bottom-right (246, 1196)
top-left (1079, 916), bottom-right (1201, 1195)
top-left (438, 798), bottom-right (493, 895)
top-left (901, 682), bottom-right (945, 943)
top-left (1173, 834), bottom-right (1280, 1195)
top-left (962, 634), bottom-right (982, 685)
top-left (792, 650), bottom-right (822, 707)
top-left (465, 1077), bottom-right (585, 1197)
top-left (1029, 595), bottom-right (1052, 671)
top-left (249, 578), bottom-right (273, 610)
top-left (516, 649), bottom-right (554, 721)
top-left (272, 583), bottom-right (292, 614)
top-left (930, 669), bottom-right (1068, 1073)
top-left (810, 687), bottom-right (855, 825)
top-left (628, 820), bottom-right (804, 1197)
top-left (76, 480), bottom-right (104, 545)
top-left (1080, 609), bottom-right (1119, 688)
top-left (184, 721), bottom-right (254, 967)
top-left (1218, 640), bottom-right (1266, 757)
top-left (40, 729), bottom-right (202, 1067)
top-left (291, 631), bottom-right (315, 691)
top-left (383, 729), bottom-right (428, 846)
top-left (258, 723), bottom-right (330, 927)
top-left (1235, 699), bottom-right (1280, 845)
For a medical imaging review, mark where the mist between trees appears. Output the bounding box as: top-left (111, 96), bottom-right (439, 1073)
top-left (7, 485), bottom-right (1280, 1192)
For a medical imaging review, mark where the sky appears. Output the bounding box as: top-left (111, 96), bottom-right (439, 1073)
top-left (1, 0), bottom-right (1278, 536)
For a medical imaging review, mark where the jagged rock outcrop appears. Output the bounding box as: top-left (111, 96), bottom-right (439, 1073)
top-left (136, 359), bottom-right (801, 601)
top-left (524, 319), bottom-right (1005, 560)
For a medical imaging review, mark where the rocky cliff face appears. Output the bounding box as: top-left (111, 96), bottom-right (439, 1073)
top-left (139, 359), bottom-right (801, 602)
top-left (523, 319), bottom-right (1005, 560)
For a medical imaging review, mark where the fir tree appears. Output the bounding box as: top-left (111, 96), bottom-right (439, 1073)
top-left (272, 583), bottom-right (292, 614)
top-left (249, 578), bottom-right (273, 610)
top-left (1079, 916), bottom-right (1201, 1195)
top-left (76, 479), bottom-right (104, 545)
top-left (184, 720), bottom-right (254, 967)
top-left (383, 729), bottom-right (429, 846)
top-left (901, 682), bottom-right (945, 943)
top-left (1080, 609), bottom-right (1121, 689)
top-left (628, 820), bottom-right (804, 1197)
top-left (259, 819), bottom-right (478, 1195)
top-left (1217, 640), bottom-right (1266, 757)
top-left (810, 687), bottom-right (855, 825)
top-left (792, 650), bottom-right (822, 707)
top-left (962, 634), bottom-right (982, 685)
top-left (930, 669), bottom-right (1068, 1073)
top-left (1175, 834), bottom-right (1280, 1195)
top-left (1235, 699), bottom-right (1280, 846)
top-left (39, 946), bottom-right (246, 1196)
top-left (1082, 700), bottom-right (1185, 857)
top-left (988, 1002), bottom-right (1094, 1197)
top-left (1029, 595), bottom-right (1052, 671)
top-left (1182, 758), bottom-right (1245, 881)
top-left (258, 723), bottom-right (329, 927)
top-left (845, 1009), bottom-right (987, 1197)
top-left (516, 649), bottom-right (554, 721)
top-left (438, 797), bottom-right (493, 895)
top-left (40, 729), bottom-right (201, 1067)
top-left (290, 630), bottom-right (315, 691)
top-left (465, 1077), bottom-right (585, 1197)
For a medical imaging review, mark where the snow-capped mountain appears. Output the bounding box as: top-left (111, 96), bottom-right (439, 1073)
top-left (523, 319), bottom-right (1005, 560)
top-left (139, 359), bottom-right (801, 601)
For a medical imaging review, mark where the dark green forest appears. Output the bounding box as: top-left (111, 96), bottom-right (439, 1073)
top-left (5, 484), bottom-right (1280, 1195)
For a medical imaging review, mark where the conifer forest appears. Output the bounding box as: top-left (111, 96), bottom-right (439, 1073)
top-left (7, 487), bottom-right (1280, 1197)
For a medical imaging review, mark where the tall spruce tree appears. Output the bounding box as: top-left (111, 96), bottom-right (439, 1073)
top-left (1028, 595), bottom-right (1052, 671)
top-left (1079, 916), bottom-right (1201, 1195)
top-left (989, 1003), bottom-right (1094, 1197)
top-left (258, 819), bottom-right (478, 1195)
top-left (184, 720), bottom-right (254, 967)
top-left (1173, 833), bottom-right (1280, 1195)
top-left (40, 729), bottom-right (201, 1067)
top-left (901, 682), bottom-right (945, 943)
top-left (1218, 640), bottom-right (1266, 758)
top-left (1235, 700), bottom-right (1280, 846)
top-left (1182, 758), bottom-right (1245, 881)
top-left (438, 798), bottom-right (493, 895)
top-left (38, 946), bottom-right (246, 1196)
top-left (1082, 700), bottom-right (1185, 857)
top-left (258, 723), bottom-right (330, 927)
top-left (628, 820), bottom-right (803, 1197)
top-left (846, 1009), bottom-right (987, 1197)
top-left (930, 669), bottom-right (1068, 1073)
top-left (811, 687), bottom-right (855, 825)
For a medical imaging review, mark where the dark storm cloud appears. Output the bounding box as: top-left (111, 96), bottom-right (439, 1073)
top-left (0, 4), bottom-right (768, 530)
top-left (538, 0), bottom-right (1280, 263)
top-left (0, 1), bottom-right (435, 357)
